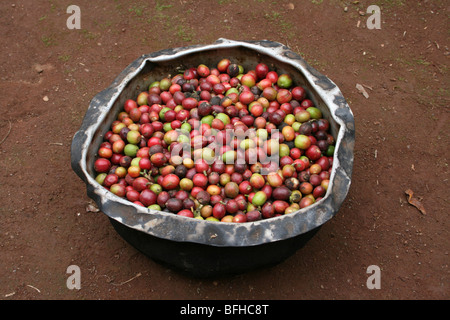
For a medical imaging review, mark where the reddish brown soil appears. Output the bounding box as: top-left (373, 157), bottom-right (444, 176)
top-left (0, 0), bottom-right (448, 300)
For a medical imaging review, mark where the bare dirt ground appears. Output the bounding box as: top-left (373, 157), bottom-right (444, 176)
top-left (0, 0), bottom-right (448, 301)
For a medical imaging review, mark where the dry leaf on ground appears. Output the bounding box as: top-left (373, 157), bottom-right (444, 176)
top-left (405, 189), bottom-right (426, 215)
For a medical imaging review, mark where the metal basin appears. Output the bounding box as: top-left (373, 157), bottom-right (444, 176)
top-left (71, 38), bottom-right (355, 278)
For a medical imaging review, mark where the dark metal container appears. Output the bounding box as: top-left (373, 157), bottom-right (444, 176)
top-left (71, 39), bottom-right (355, 278)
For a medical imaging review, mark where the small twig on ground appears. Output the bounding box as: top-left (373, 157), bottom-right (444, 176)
top-left (0, 120), bottom-right (12, 146)
top-left (356, 83), bottom-right (370, 98)
top-left (27, 285), bottom-right (41, 293)
top-left (111, 273), bottom-right (142, 286)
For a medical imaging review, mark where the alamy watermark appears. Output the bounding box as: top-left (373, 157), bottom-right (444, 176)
top-left (66, 4), bottom-right (381, 31)
top-left (64, 264), bottom-right (380, 291)
top-left (66, 5), bottom-right (81, 30)
top-left (62, 3), bottom-right (381, 292)
top-left (66, 265), bottom-right (81, 290)
top-left (366, 5), bottom-right (381, 30)
top-left (366, 265), bottom-right (381, 289)
top-left (66, 4), bottom-right (381, 30)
